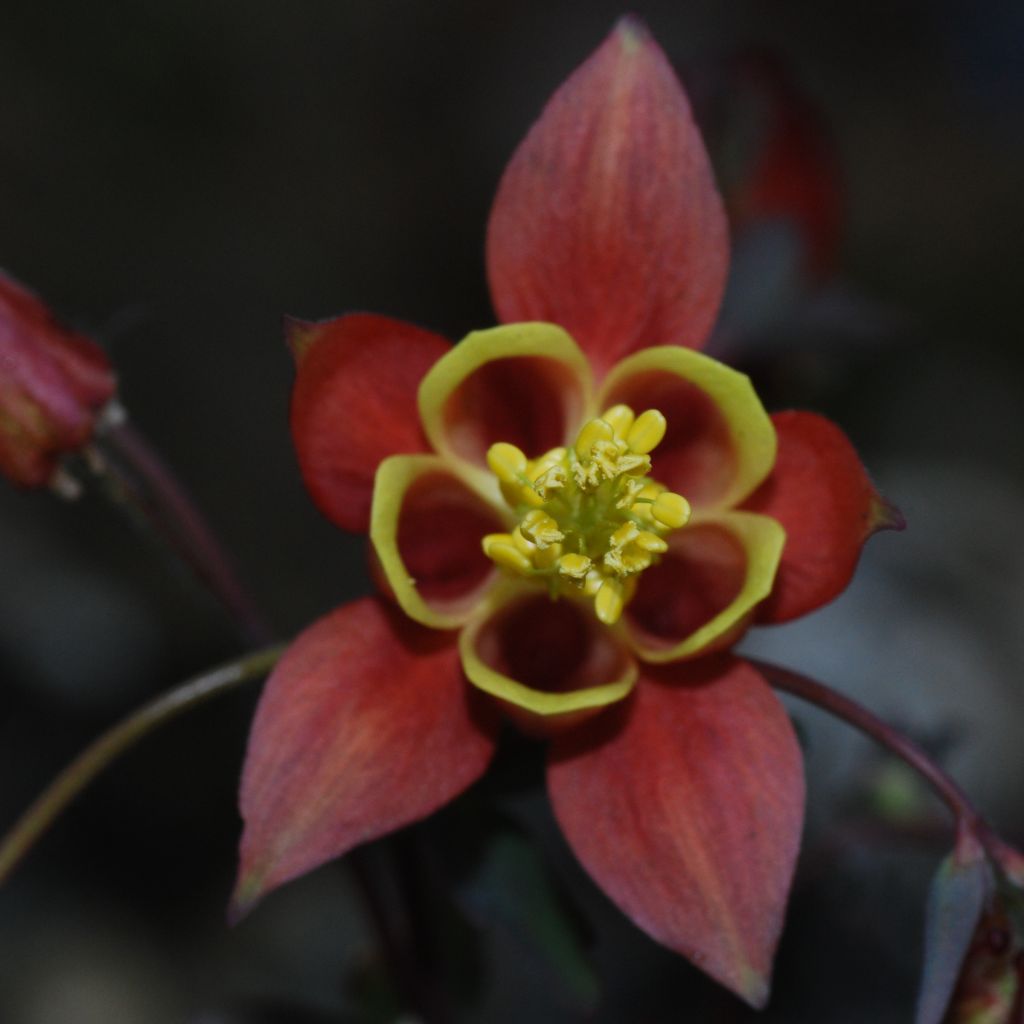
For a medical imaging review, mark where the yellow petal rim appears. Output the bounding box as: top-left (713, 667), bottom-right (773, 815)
top-left (417, 322), bottom-right (594, 488)
top-left (625, 511), bottom-right (787, 664)
top-left (370, 453), bottom-right (502, 630)
top-left (459, 584), bottom-right (638, 716)
top-left (598, 346), bottom-right (777, 510)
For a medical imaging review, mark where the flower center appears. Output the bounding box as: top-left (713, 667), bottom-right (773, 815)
top-left (482, 404), bottom-right (690, 625)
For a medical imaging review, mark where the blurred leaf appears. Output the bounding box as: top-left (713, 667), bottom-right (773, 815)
top-left (452, 818), bottom-right (599, 1011)
top-left (916, 842), bottom-right (991, 1024)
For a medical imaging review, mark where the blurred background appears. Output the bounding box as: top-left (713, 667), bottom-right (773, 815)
top-left (0, 0), bottom-right (1022, 1020)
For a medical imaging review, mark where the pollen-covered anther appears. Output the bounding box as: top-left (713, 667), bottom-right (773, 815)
top-left (603, 521), bottom-right (654, 577)
top-left (574, 417), bottom-right (615, 460)
top-left (520, 509), bottom-right (564, 549)
top-left (557, 552), bottom-right (592, 582)
top-left (532, 463), bottom-right (567, 499)
top-left (482, 403), bottom-right (688, 624)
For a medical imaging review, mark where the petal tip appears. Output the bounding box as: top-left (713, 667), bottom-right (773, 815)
top-left (870, 494), bottom-right (906, 534)
top-left (226, 868), bottom-right (265, 926)
top-left (737, 968), bottom-right (771, 1010)
top-left (283, 315), bottom-right (318, 364)
top-left (613, 13), bottom-right (651, 49)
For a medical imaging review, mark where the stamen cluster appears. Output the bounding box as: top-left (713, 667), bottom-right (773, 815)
top-left (482, 404), bottom-right (690, 624)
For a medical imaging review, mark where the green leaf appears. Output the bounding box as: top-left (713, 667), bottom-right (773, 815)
top-left (915, 841), bottom-right (991, 1024)
top-left (454, 820), bottom-right (600, 1010)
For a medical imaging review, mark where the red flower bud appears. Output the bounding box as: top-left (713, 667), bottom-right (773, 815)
top-left (0, 271), bottom-right (116, 488)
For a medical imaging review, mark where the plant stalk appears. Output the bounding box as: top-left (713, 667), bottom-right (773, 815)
top-left (0, 644), bottom-right (285, 886)
top-left (94, 413), bottom-right (274, 646)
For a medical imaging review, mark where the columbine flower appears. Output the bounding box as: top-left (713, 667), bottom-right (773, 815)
top-left (0, 270), bottom-right (116, 489)
top-left (233, 19), bottom-right (899, 1007)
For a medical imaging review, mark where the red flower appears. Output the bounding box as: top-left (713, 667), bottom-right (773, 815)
top-left (234, 19), bottom-right (899, 1007)
top-left (0, 271), bottom-right (116, 488)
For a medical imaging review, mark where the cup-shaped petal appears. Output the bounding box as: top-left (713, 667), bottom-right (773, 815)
top-left (459, 585), bottom-right (637, 733)
top-left (623, 511), bottom-right (785, 663)
top-left (599, 346), bottom-right (776, 511)
top-left (418, 323), bottom-right (592, 486)
top-left (371, 455), bottom-right (506, 630)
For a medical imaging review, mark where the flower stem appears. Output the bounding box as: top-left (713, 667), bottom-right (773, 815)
top-left (92, 412), bottom-right (275, 646)
top-left (0, 644), bottom-right (285, 886)
top-left (754, 659), bottom-right (997, 851)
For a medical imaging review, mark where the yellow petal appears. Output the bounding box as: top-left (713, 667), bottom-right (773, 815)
top-left (459, 585), bottom-right (637, 717)
top-left (599, 346), bottom-right (777, 510)
top-left (418, 323), bottom-right (593, 485)
top-left (624, 511), bottom-right (787, 663)
top-left (370, 454), bottom-right (504, 629)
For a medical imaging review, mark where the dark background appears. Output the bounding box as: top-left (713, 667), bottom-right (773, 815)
top-left (0, 1), bottom-right (1022, 1021)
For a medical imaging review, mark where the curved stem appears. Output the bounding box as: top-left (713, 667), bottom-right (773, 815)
top-left (0, 644), bottom-right (285, 886)
top-left (94, 414), bottom-right (275, 646)
top-left (753, 659), bottom-right (995, 850)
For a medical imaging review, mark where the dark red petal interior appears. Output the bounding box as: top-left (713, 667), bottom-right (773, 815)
top-left (473, 592), bottom-right (632, 695)
top-left (441, 355), bottom-right (581, 465)
top-left (626, 523), bottom-right (746, 651)
top-left (604, 369), bottom-right (738, 508)
top-left (396, 470), bottom-right (503, 610)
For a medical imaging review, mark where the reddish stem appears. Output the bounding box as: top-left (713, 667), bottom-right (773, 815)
top-left (753, 659), bottom-right (999, 856)
top-left (96, 416), bottom-right (274, 646)
top-left (0, 645), bottom-right (285, 885)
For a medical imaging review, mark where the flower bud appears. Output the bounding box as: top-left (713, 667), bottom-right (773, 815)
top-left (0, 271), bottom-right (116, 488)
top-left (944, 904), bottom-right (1021, 1023)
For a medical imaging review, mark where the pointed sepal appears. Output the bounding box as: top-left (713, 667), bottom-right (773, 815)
top-left (547, 655), bottom-right (804, 1007)
top-left (487, 18), bottom-right (729, 377)
top-left (232, 598), bottom-right (497, 921)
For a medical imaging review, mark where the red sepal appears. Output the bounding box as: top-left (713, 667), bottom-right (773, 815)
top-left (743, 411), bottom-right (903, 623)
top-left (288, 314), bottom-right (450, 532)
top-left (486, 18), bottom-right (729, 379)
top-left (548, 655), bottom-right (804, 1008)
top-left (232, 597), bottom-right (497, 920)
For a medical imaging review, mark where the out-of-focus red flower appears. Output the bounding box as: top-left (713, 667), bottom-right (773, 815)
top-left (233, 19), bottom-right (901, 1008)
top-left (0, 271), bottom-right (116, 488)
top-left (724, 53), bottom-right (843, 281)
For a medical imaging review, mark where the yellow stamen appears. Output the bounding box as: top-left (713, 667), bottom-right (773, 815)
top-left (557, 553), bottom-right (592, 581)
top-left (481, 402), bottom-right (690, 623)
top-left (574, 418), bottom-right (615, 459)
top-left (487, 442), bottom-right (528, 484)
top-left (601, 404), bottom-right (635, 437)
top-left (520, 509), bottom-right (564, 548)
top-left (595, 578), bottom-right (625, 625)
top-left (482, 534), bottom-right (533, 574)
top-left (651, 491), bottom-right (691, 529)
top-left (635, 530), bottom-right (669, 553)
top-left (510, 526), bottom-right (535, 556)
top-left (626, 409), bottom-right (668, 454)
